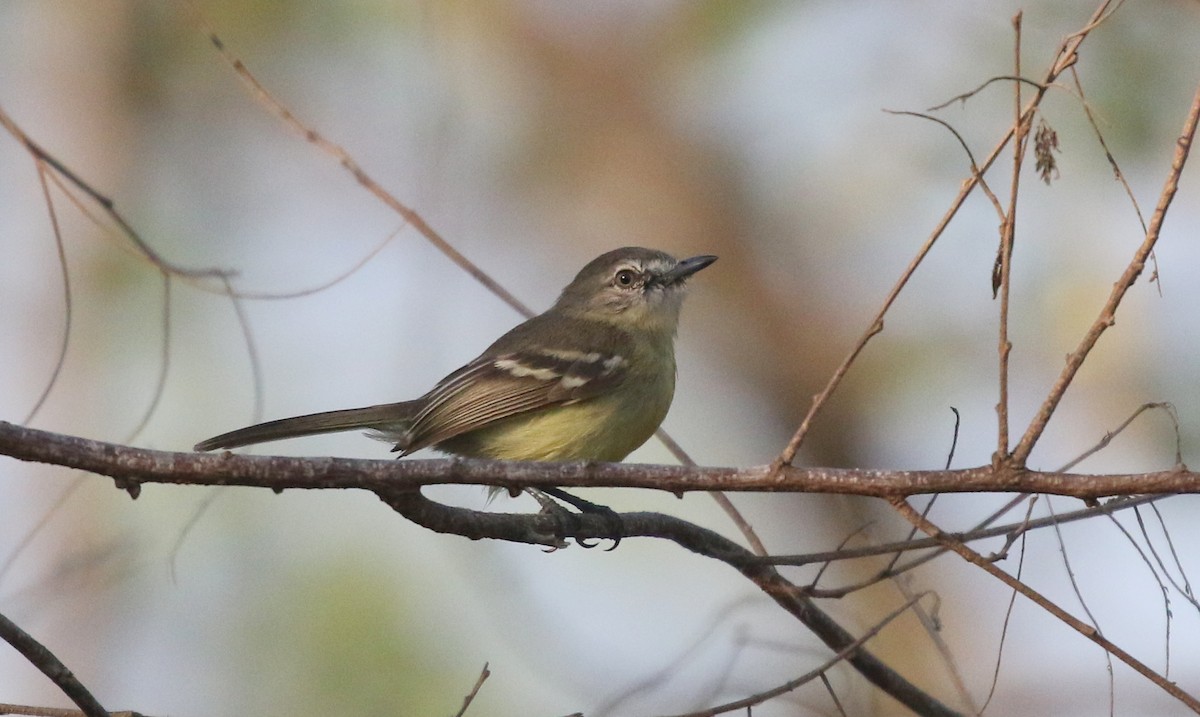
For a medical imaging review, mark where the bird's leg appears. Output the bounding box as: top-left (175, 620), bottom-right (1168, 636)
top-left (539, 487), bottom-right (623, 550)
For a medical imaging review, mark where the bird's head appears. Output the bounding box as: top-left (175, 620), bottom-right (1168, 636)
top-left (553, 247), bottom-right (717, 334)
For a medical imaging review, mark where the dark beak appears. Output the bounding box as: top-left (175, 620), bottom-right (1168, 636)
top-left (662, 254), bottom-right (718, 286)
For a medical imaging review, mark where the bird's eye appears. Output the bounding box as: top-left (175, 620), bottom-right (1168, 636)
top-left (614, 269), bottom-right (637, 287)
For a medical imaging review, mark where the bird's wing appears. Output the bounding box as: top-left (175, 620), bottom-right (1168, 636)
top-left (399, 344), bottom-right (630, 454)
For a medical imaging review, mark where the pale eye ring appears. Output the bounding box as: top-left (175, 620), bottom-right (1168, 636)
top-left (614, 269), bottom-right (637, 287)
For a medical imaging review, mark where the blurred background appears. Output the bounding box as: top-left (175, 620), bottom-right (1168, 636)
top-left (1, 1), bottom-right (1199, 715)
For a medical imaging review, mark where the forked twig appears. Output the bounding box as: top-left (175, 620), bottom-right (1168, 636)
top-left (0, 107), bottom-right (227, 281)
top-left (776, 0), bottom-right (1118, 467)
top-left (1011, 78), bottom-right (1200, 465)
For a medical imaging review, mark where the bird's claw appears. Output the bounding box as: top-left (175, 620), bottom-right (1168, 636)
top-left (539, 488), bottom-right (623, 550)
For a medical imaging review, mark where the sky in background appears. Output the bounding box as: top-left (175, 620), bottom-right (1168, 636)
top-left (1, 2), bottom-right (1200, 715)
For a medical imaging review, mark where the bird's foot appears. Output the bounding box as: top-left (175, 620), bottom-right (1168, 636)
top-left (537, 487), bottom-right (623, 550)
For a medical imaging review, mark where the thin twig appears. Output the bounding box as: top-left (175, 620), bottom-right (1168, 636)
top-left (655, 429), bottom-right (768, 556)
top-left (124, 272), bottom-right (173, 440)
top-left (594, 597), bottom-right (759, 716)
top-left (819, 672), bottom-right (849, 717)
top-left (881, 110), bottom-right (1006, 219)
top-left (223, 223), bottom-right (404, 300)
top-left (762, 495), bottom-right (1161, 568)
top-left (1068, 66), bottom-right (1160, 293)
top-left (452, 663), bottom-right (490, 717)
top-left (179, 2), bottom-right (530, 316)
top-left (927, 75), bottom-right (1048, 111)
top-left (1046, 498), bottom-right (1116, 711)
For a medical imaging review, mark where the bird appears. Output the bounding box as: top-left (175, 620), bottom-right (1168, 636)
top-left (194, 247), bottom-right (717, 468)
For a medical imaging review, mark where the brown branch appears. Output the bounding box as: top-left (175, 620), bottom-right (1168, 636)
top-left (3, 422), bottom-right (1199, 500)
top-left (5, 424), bottom-right (1197, 715)
top-left (1011, 77), bottom-right (1200, 465)
top-left (4, 424), bottom-right (1198, 712)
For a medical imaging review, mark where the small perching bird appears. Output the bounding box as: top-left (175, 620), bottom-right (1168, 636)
top-left (195, 247), bottom-right (716, 466)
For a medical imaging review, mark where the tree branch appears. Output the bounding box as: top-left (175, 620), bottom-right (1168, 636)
top-left (2, 423), bottom-right (1196, 500)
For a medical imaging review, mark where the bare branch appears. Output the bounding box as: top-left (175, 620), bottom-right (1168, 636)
top-left (3, 422), bottom-right (1200, 500)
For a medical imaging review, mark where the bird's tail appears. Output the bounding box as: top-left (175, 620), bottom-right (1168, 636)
top-left (194, 401), bottom-right (419, 451)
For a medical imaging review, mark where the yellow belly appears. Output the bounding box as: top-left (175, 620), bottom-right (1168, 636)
top-left (440, 387), bottom-right (672, 462)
